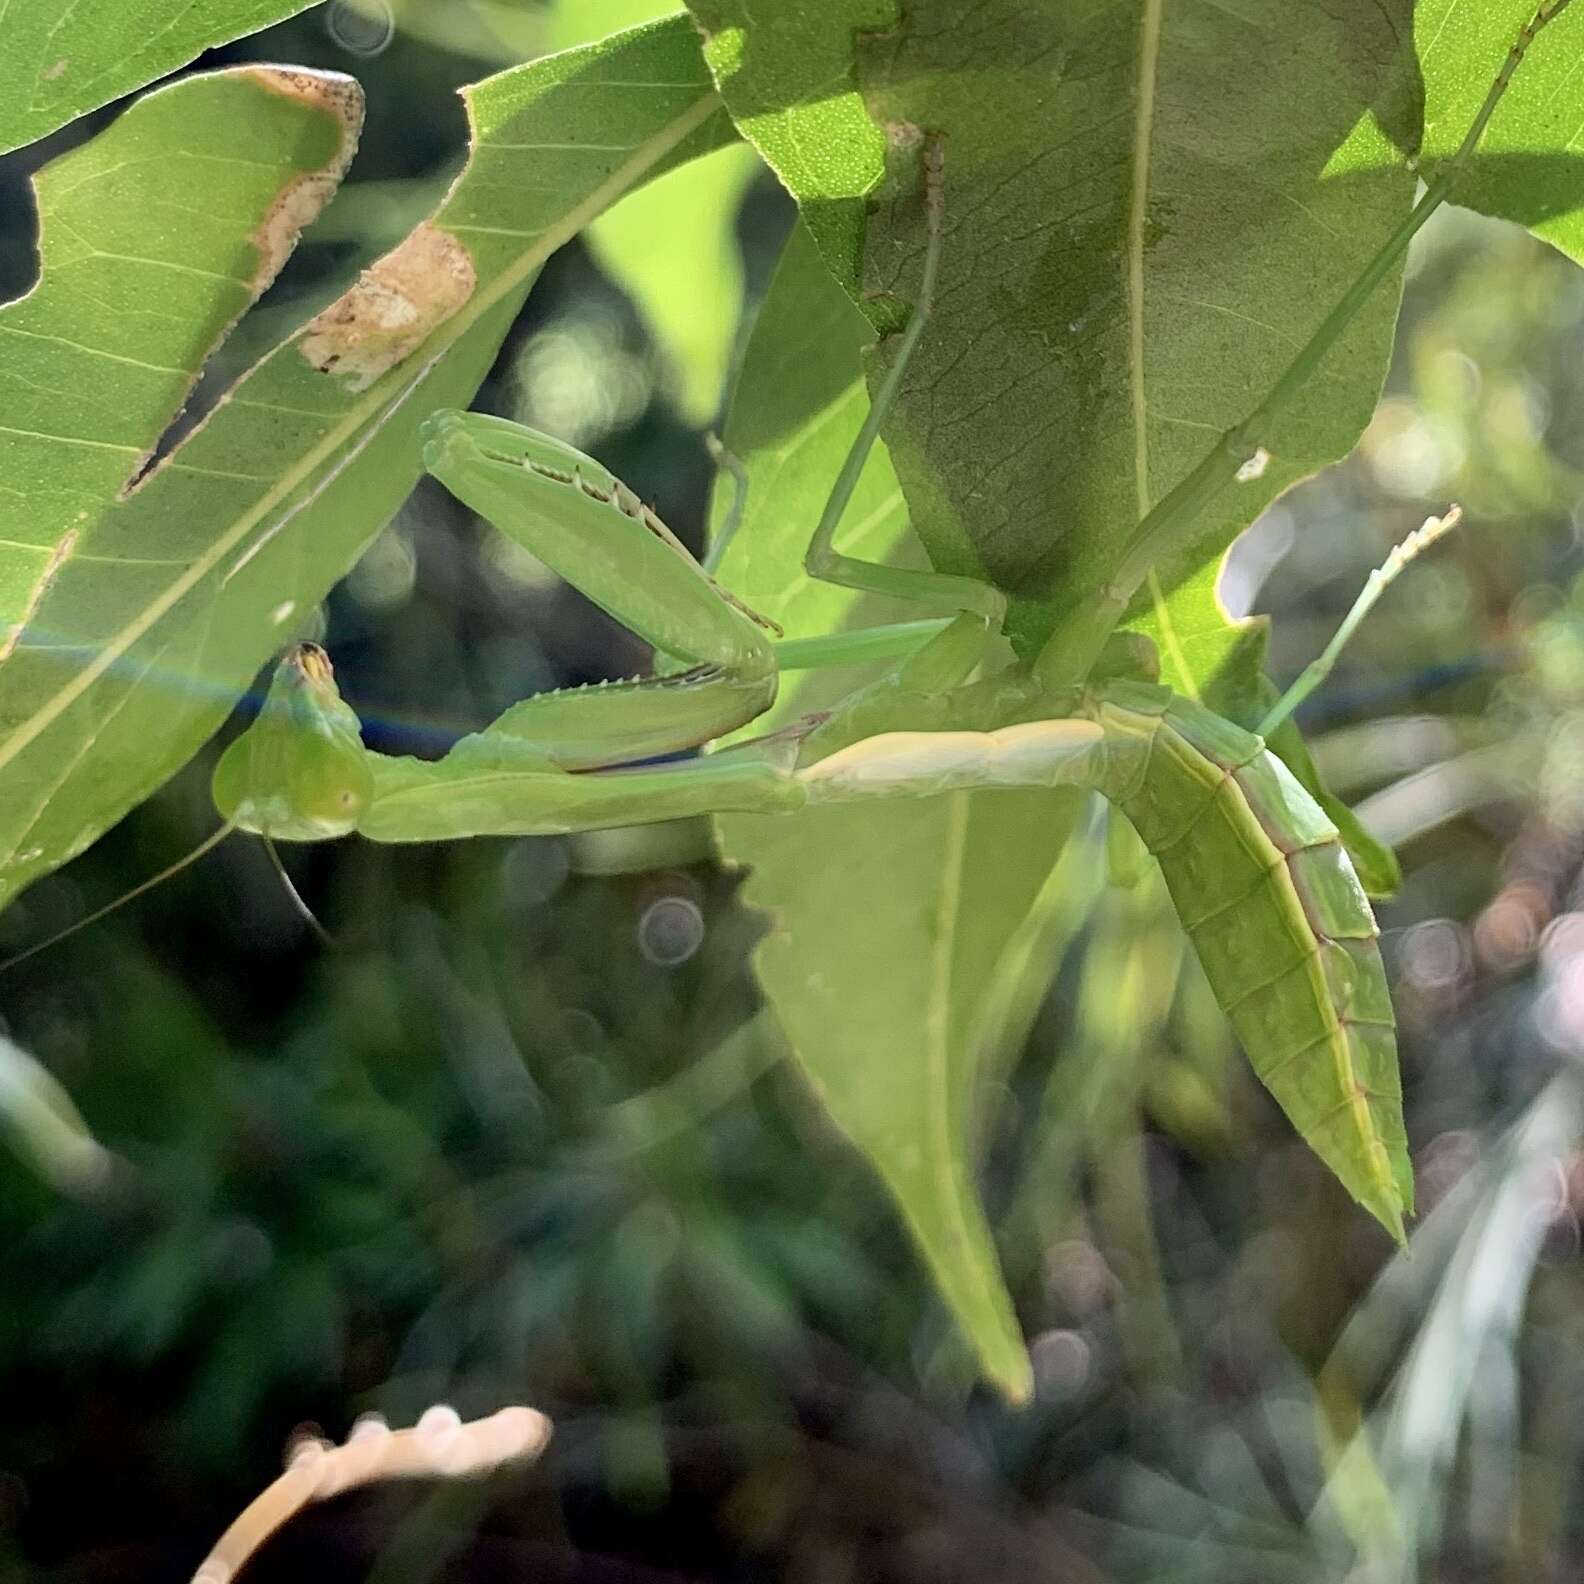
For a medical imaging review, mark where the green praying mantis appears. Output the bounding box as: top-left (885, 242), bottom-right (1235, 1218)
top-left (11, 3), bottom-right (1575, 1245)
top-left (204, 134), bottom-right (1420, 1239)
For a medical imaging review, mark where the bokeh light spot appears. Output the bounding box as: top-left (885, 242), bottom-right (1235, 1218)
top-left (637, 896), bottom-right (705, 967)
top-left (326, 0), bottom-right (394, 55)
top-left (1029, 1329), bottom-right (1092, 1397)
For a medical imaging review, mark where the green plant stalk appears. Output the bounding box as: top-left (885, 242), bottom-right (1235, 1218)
top-left (1036, 0), bottom-right (1574, 692)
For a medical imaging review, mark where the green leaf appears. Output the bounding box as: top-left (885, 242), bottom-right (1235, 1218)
top-left (0, 0), bottom-right (329, 156)
top-left (688, 0), bottom-right (1422, 663)
top-left (713, 222), bottom-right (1071, 1401)
top-left (0, 16), bottom-right (733, 910)
top-left (549, 2), bottom-right (761, 422)
top-left (722, 790), bottom-right (1075, 1403)
top-left (1147, 0), bottom-right (1584, 717)
top-left (1417, 0), bottom-right (1584, 266)
top-left (685, 0), bottom-right (891, 290)
top-left (0, 65), bottom-right (360, 628)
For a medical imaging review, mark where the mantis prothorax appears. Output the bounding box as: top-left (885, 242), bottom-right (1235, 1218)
top-left (15, 4), bottom-right (1574, 1240)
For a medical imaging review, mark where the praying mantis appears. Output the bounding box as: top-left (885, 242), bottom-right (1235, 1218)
top-left (19, 3), bottom-right (1575, 1248)
top-left (201, 134), bottom-right (1418, 1240)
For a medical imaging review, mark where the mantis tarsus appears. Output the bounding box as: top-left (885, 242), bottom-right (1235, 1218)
top-left (16, 3), bottom-right (1576, 1243)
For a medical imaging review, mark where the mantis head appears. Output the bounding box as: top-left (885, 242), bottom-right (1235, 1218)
top-left (212, 643), bottom-right (373, 841)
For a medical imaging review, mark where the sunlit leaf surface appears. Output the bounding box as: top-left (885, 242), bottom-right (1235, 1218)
top-left (0, 0), bottom-right (329, 156)
top-left (688, 0), bottom-right (1422, 672)
top-left (0, 16), bottom-right (733, 909)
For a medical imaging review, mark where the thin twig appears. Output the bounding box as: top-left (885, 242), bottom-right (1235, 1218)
top-left (190, 1404), bottom-right (553, 1584)
top-left (1037, 1), bottom-right (1573, 690)
top-left (1258, 504), bottom-right (1463, 737)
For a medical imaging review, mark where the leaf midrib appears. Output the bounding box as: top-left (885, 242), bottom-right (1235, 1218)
top-left (1127, 0), bottom-right (1201, 700)
top-left (927, 792), bottom-right (977, 1265)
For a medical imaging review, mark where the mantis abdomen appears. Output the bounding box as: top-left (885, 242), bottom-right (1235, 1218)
top-left (797, 677), bottom-right (1411, 1237)
top-left (1082, 683), bottom-right (1411, 1239)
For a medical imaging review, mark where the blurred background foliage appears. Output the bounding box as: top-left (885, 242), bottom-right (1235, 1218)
top-left (3, 3), bottom-right (1584, 1580)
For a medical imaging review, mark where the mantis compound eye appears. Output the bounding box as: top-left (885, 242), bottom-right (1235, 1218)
top-left (292, 640), bottom-right (336, 686)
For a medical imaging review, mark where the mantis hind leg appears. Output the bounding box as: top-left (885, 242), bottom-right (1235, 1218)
top-left (769, 137), bottom-right (1014, 759)
top-left (799, 135), bottom-right (1006, 630)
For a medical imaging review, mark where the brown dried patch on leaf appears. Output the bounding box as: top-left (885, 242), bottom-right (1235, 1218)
top-left (298, 223), bottom-right (476, 392)
top-left (245, 67), bottom-right (364, 292)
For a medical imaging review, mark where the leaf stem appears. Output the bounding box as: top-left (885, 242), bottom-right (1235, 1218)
top-left (1036, 0), bottom-right (1573, 691)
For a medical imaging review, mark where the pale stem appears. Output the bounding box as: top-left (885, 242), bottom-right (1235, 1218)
top-left (189, 1404), bottom-right (552, 1584)
top-left (1257, 504), bottom-right (1463, 737)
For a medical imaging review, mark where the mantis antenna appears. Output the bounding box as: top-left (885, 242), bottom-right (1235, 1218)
top-left (0, 820), bottom-right (338, 972)
top-left (0, 820), bottom-right (239, 974)
top-left (259, 836), bottom-right (336, 949)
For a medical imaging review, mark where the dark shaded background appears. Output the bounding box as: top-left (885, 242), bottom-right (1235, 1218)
top-left (2, 4), bottom-right (1584, 1580)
